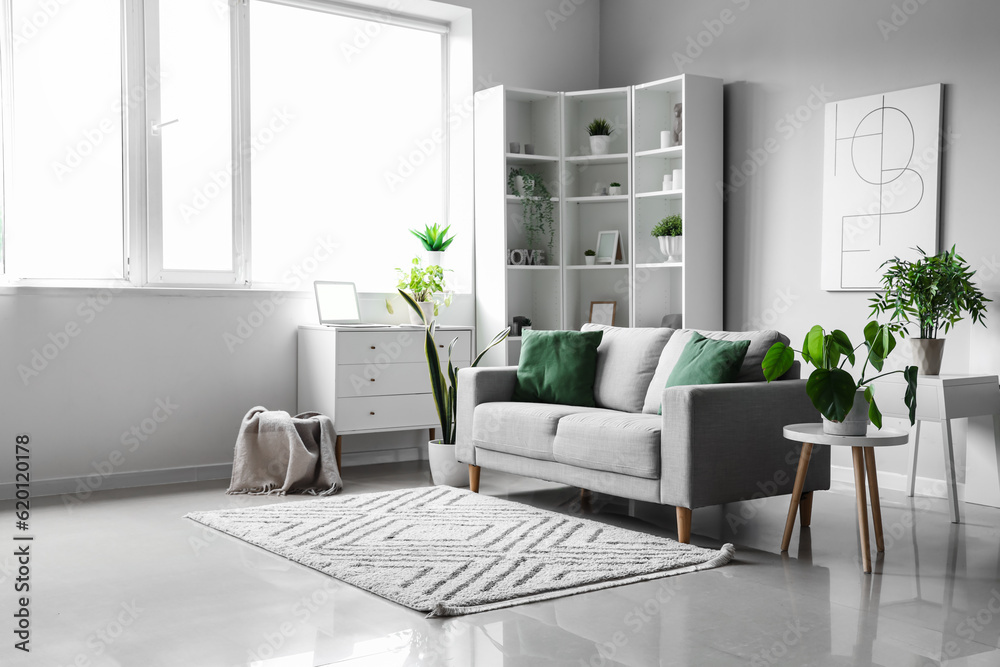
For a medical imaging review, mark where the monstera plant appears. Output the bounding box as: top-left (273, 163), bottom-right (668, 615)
top-left (762, 322), bottom-right (918, 434)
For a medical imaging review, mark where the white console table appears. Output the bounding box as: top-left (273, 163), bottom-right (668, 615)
top-left (875, 373), bottom-right (1000, 523)
top-left (297, 325), bottom-right (474, 468)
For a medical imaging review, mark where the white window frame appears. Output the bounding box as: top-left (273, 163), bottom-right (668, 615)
top-left (0, 0), bottom-right (452, 290)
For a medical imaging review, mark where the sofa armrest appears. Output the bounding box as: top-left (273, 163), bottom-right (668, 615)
top-left (456, 366), bottom-right (518, 465)
top-left (658, 380), bottom-right (829, 508)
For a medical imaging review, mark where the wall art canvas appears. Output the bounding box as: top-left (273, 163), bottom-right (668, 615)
top-left (821, 84), bottom-right (943, 291)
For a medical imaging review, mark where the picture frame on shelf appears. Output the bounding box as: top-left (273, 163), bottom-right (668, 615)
top-left (595, 231), bottom-right (623, 265)
top-left (589, 301), bottom-right (617, 326)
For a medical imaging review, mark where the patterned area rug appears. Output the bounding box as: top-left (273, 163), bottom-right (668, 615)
top-left (186, 487), bottom-right (734, 617)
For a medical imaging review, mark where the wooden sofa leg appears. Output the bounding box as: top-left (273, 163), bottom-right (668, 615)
top-left (469, 465), bottom-right (481, 493)
top-left (799, 491), bottom-right (813, 528)
top-left (676, 507), bottom-right (692, 544)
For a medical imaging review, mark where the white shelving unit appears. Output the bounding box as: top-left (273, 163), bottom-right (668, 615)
top-left (474, 75), bottom-right (722, 364)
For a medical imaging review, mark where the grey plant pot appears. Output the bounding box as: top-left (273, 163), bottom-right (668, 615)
top-left (822, 390), bottom-right (870, 436)
top-left (911, 338), bottom-right (945, 375)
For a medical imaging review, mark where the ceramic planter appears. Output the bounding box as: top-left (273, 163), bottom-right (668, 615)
top-left (910, 338), bottom-right (945, 375)
top-left (608, 186), bottom-right (622, 196)
top-left (589, 135), bottom-right (611, 155)
top-left (657, 235), bottom-right (683, 262)
top-left (428, 440), bottom-right (468, 487)
top-left (424, 250), bottom-right (443, 266)
top-left (822, 390), bottom-right (870, 436)
top-left (409, 301), bottom-right (434, 325)
top-left (585, 256), bottom-right (596, 265)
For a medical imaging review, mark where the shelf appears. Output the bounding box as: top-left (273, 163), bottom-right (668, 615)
top-left (635, 261), bottom-right (683, 269)
top-left (506, 195), bottom-right (559, 202)
top-left (635, 146), bottom-right (683, 159)
top-left (506, 153), bottom-right (559, 165)
top-left (565, 153), bottom-right (629, 165)
top-left (565, 195), bottom-right (628, 203)
top-left (635, 189), bottom-right (683, 200)
top-left (506, 265), bottom-right (560, 270)
top-left (566, 264), bottom-right (628, 270)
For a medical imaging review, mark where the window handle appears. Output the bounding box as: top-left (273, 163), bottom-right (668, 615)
top-left (151, 119), bottom-right (179, 136)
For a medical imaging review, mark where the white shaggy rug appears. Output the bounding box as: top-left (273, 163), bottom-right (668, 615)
top-left (186, 487), bottom-right (734, 617)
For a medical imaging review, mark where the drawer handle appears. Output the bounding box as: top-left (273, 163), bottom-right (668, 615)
top-left (370, 345), bottom-right (376, 350)
top-left (370, 411), bottom-right (375, 416)
top-left (370, 378), bottom-right (376, 383)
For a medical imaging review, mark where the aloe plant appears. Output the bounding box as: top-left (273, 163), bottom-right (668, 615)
top-left (398, 289), bottom-right (510, 444)
top-left (409, 223), bottom-right (455, 253)
top-left (761, 322), bottom-right (918, 428)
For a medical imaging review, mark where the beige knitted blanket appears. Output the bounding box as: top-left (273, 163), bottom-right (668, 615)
top-left (227, 407), bottom-right (342, 496)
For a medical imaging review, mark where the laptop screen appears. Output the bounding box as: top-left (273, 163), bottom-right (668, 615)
top-left (314, 281), bottom-right (362, 324)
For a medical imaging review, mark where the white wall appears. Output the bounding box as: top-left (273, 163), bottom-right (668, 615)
top-left (0, 0), bottom-right (601, 498)
top-left (598, 0), bottom-right (1000, 489)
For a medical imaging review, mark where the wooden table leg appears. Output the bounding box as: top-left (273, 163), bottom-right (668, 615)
top-left (941, 419), bottom-right (962, 523)
top-left (799, 491), bottom-right (814, 528)
top-left (676, 507), bottom-right (692, 544)
top-left (469, 464), bottom-right (481, 493)
top-left (853, 446), bottom-right (872, 573)
top-left (335, 435), bottom-right (342, 473)
top-left (864, 447), bottom-right (884, 553)
top-left (782, 442), bottom-right (814, 552)
top-left (906, 420), bottom-right (921, 497)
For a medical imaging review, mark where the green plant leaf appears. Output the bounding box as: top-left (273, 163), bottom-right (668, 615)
top-left (904, 365), bottom-right (919, 425)
top-left (806, 368), bottom-right (858, 423)
top-left (761, 342), bottom-right (795, 383)
top-left (472, 327), bottom-right (511, 367)
top-left (830, 329), bottom-right (855, 365)
top-left (864, 386), bottom-right (882, 429)
top-left (802, 325), bottom-right (824, 367)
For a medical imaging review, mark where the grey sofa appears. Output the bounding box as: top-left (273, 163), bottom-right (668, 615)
top-left (456, 324), bottom-right (829, 543)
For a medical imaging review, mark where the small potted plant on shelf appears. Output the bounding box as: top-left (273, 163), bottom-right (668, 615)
top-left (587, 118), bottom-right (613, 156)
top-left (390, 257), bottom-right (453, 325)
top-left (762, 322), bottom-right (918, 436)
top-left (651, 215), bottom-right (683, 262)
top-left (869, 245), bottom-right (990, 375)
top-left (584, 249), bottom-right (596, 266)
top-left (608, 182), bottom-right (622, 196)
top-left (409, 222), bottom-right (455, 266)
top-left (398, 289), bottom-right (510, 486)
top-left (507, 167), bottom-right (555, 264)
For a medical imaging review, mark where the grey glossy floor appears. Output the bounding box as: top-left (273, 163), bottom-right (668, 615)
top-left (2, 462), bottom-right (1000, 666)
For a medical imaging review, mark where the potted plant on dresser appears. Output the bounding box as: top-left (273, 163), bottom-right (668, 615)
top-left (398, 289), bottom-right (510, 486)
top-left (762, 322), bottom-right (918, 435)
top-left (587, 118), bottom-right (613, 155)
top-left (869, 245), bottom-right (991, 374)
top-left (393, 257), bottom-right (453, 325)
top-left (652, 215), bottom-right (683, 262)
top-left (410, 222), bottom-right (455, 266)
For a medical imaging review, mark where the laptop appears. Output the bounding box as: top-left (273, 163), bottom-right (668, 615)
top-left (313, 281), bottom-right (388, 327)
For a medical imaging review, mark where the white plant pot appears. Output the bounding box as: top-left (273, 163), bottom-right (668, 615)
top-left (428, 440), bottom-right (468, 487)
top-left (822, 390), bottom-right (870, 436)
top-left (514, 175), bottom-right (525, 196)
top-left (424, 250), bottom-right (443, 266)
top-left (657, 235), bottom-right (683, 262)
top-left (608, 186), bottom-right (622, 196)
top-left (585, 256), bottom-right (596, 265)
top-left (409, 301), bottom-right (434, 325)
top-left (589, 135), bottom-right (611, 155)
top-left (910, 338), bottom-right (945, 375)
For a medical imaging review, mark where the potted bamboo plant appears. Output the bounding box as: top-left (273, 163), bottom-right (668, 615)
top-left (398, 289), bottom-right (510, 486)
top-left (869, 245), bottom-right (990, 375)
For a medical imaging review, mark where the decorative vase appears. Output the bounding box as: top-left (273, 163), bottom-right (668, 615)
top-left (658, 235), bottom-right (683, 262)
top-left (911, 338), bottom-right (945, 375)
top-left (608, 186), bottom-right (622, 196)
top-left (424, 250), bottom-right (443, 266)
top-left (428, 440), bottom-right (468, 487)
top-left (822, 390), bottom-right (870, 436)
top-left (585, 256), bottom-right (596, 265)
top-left (589, 135), bottom-right (611, 155)
top-left (409, 301), bottom-right (434, 325)
top-left (660, 130), bottom-right (672, 149)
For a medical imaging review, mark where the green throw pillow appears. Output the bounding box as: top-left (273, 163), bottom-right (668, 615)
top-left (512, 329), bottom-right (604, 407)
top-left (660, 333), bottom-right (751, 414)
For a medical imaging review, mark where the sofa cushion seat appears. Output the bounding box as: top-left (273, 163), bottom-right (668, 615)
top-left (472, 403), bottom-right (612, 462)
top-left (552, 412), bottom-right (662, 479)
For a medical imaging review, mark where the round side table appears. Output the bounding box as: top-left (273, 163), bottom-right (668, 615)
top-left (782, 423), bottom-right (909, 573)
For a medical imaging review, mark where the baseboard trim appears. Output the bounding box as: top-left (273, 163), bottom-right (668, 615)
top-left (0, 448), bottom-right (427, 500)
top-left (830, 464), bottom-right (964, 501)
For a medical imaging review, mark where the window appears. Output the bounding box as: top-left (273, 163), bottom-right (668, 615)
top-left (2, 0), bottom-right (124, 280)
top-left (0, 0), bottom-right (450, 289)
